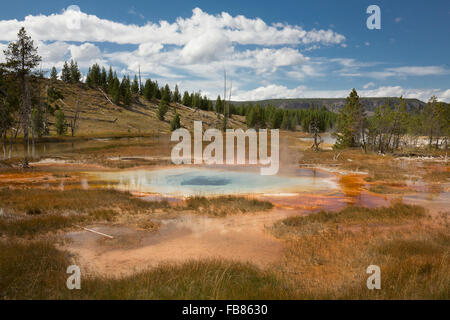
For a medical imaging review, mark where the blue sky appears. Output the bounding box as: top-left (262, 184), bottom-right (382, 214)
top-left (0, 0), bottom-right (449, 101)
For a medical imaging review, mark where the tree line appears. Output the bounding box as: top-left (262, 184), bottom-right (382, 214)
top-left (242, 103), bottom-right (337, 132)
top-left (334, 89), bottom-right (449, 151)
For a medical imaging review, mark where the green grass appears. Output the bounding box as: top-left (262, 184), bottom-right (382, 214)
top-left (183, 196), bottom-right (274, 216)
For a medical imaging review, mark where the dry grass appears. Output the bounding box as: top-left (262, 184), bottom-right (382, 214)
top-left (0, 188), bottom-right (169, 237)
top-left (0, 203), bottom-right (448, 299)
top-left (369, 184), bottom-right (410, 194)
top-left (0, 215), bottom-right (85, 237)
top-left (183, 196), bottom-right (274, 216)
top-left (0, 240), bottom-right (71, 299)
top-left (30, 79), bottom-right (246, 139)
top-left (0, 240), bottom-right (290, 300)
top-left (0, 188), bottom-right (168, 215)
top-left (422, 170), bottom-right (450, 182)
top-left (272, 202), bottom-right (426, 237)
top-left (137, 219), bottom-right (160, 231)
top-left (272, 203), bottom-right (449, 299)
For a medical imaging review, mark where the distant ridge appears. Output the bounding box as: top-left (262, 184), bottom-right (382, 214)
top-left (230, 97), bottom-right (426, 113)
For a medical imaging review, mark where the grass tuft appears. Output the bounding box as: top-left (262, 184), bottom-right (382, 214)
top-left (184, 196), bottom-right (274, 216)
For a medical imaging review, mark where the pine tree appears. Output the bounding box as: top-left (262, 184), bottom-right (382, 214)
top-left (3, 27), bottom-right (42, 144)
top-left (111, 77), bottom-right (120, 105)
top-left (182, 91), bottom-right (191, 107)
top-left (86, 63), bottom-right (100, 87)
top-left (270, 109), bottom-right (283, 129)
top-left (154, 81), bottom-right (161, 99)
top-left (281, 111), bottom-right (290, 130)
top-left (162, 84), bottom-right (171, 103)
top-left (55, 110), bottom-right (67, 135)
top-left (334, 89), bottom-right (367, 149)
top-left (143, 79), bottom-right (153, 101)
top-left (290, 113), bottom-right (298, 131)
top-left (61, 62), bottom-right (72, 83)
top-left (50, 67), bottom-right (58, 82)
top-left (173, 85), bottom-right (181, 103)
top-left (246, 108), bottom-right (256, 128)
top-left (120, 75), bottom-right (132, 106)
top-left (170, 112), bottom-right (181, 131)
top-left (69, 60), bottom-right (81, 83)
top-left (85, 67), bottom-right (93, 87)
top-left (107, 67), bottom-right (114, 93)
top-left (157, 101), bottom-right (169, 121)
top-left (100, 67), bottom-right (107, 89)
top-left (131, 75), bottom-right (139, 94)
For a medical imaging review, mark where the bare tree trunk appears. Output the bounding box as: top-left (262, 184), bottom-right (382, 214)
top-left (45, 85), bottom-right (49, 135)
top-left (21, 81), bottom-right (32, 157)
top-left (70, 90), bottom-right (81, 137)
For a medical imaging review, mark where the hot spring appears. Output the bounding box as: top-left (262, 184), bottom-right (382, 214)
top-left (89, 167), bottom-right (339, 197)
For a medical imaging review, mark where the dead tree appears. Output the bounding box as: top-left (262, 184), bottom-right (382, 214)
top-left (309, 118), bottom-right (322, 152)
top-left (22, 81), bottom-right (32, 154)
top-left (69, 91), bottom-right (81, 137)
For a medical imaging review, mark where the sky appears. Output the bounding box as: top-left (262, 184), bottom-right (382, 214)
top-left (0, 0), bottom-right (449, 102)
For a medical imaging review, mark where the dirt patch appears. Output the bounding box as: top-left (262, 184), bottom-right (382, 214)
top-left (62, 210), bottom-right (295, 277)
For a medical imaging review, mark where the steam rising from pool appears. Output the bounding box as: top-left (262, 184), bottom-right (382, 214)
top-left (91, 167), bottom-right (339, 197)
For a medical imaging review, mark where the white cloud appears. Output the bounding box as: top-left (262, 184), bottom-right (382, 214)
top-left (0, 7), bottom-right (345, 47)
top-left (342, 65), bottom-right (449, 79)
top-left (387, 66), bottom-right (448, 76)
top-left (137, 43), bottom-right (163, 56)
top-left (69, 43), bottom-right (101, 62)
top-left (180, 30), bottom-right (232, 64)
top-left (363, 82), bottom-right (375, 89)
top-left (233, 85), bottom-right (450, 103)
top-left (1, 6), bottom-right (447, 104)
top-left (128, 7), bottom-right (144, 19)
top-left (439, 89), bottom-right (450, 101)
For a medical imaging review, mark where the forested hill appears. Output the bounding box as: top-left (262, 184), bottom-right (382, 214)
top-left (231, 97), bottom-right (426, 113)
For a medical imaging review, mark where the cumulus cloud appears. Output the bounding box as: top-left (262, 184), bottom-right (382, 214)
top-left (1, 6), bottom-right (447, 103)
top-left (0, 6), bottom-right (346, 76)
top-left (0, 7), bottom-right (345, 47)
top-left (137, 43), bottom-right (163, 56)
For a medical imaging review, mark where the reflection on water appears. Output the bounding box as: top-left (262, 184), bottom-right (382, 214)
top-left (89, 167), bottom-right (340, 196)
top-left (0, 137), bottom-right (155, 160)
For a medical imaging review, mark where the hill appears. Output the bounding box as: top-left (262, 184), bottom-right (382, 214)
top-left (230, 97), bottom-right (426, 113)
top-left (38, 79), bottom-right (246, 138)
